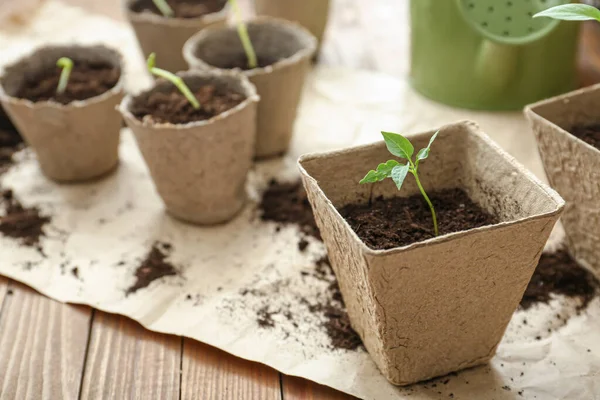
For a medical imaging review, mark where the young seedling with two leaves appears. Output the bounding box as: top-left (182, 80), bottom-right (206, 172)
top-left (360, 131), bottom-right (440, 236)
top-left (147, 52), bottom-right (200, 109)
top-left (534, 3), bottom-right (600, 22)
top-left (56, 57), bottom-right (73, 95)
top-left (152, 0), bottom-right (258, 69)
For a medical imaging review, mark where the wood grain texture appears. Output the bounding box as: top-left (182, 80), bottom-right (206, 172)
top-left (0, 277), bottom-right (9, 313)
top-left (0, 282), bottom-right (91, 400)
top-left (281, 375), bottom-right (358, 400)
top-left (79, 312), bottom-right (181, 400)
top-left (181, 339), bottom-right (281, 400)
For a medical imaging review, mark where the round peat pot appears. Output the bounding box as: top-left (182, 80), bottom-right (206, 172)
top-left (0, 45), bottom-right (124, 182)
top-left (119, 71), bottom-right (258, 225)
top-left (123, 0), bottom-right (228, 72)
top-left (410, 0), bottom-right (580, 110)
top-left (183, 17), bottom-right (317, 158)
top-left (254, 0), bottom-right (330, 50)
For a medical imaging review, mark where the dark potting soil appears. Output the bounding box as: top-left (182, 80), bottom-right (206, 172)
top-left (215, 54), bottom-right (284, 71)
top-left (259, 179), bottom-right (321, 241)
top-left (16, 61), bottom-right (119, 104)
top-left (0, 113), bottom-right (23, 174)
top-left (340, 188), bottom-right (498, 250)
top-left (570, 123), bottom-right (600, 151)
top-left (130, 85), bottom-right (245, 125)
top-left (126, 242), bottom-right (179, 295)
top-left (131, 0), bottom-right (226, 18)
top-left (0, 189), bottom-right (51, 248)
top-left (520, 249), bottom-right (600, 311)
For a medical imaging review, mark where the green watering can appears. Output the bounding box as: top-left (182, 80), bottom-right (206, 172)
top-left (410, 0), bottom-right (581, 110)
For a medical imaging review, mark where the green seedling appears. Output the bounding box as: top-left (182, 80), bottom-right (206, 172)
top-left (152, 0), bottom-right (174, 17)
top-left (147, 53), bottom-right (200, 109)
top-left (228, 0), bottom-right (258, 69)
top-left (360, 131), bottom-right (440, 236)
top-left (534, 3), bottom-right (600, 22)
top-left (56, 57), bottom-right (74, 95)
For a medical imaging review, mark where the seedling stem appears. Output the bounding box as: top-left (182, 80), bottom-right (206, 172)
top-left (228, 0), bottom-right (258, 69)
top-left (152, 0), bottom-right (174, 17)
top-left (56, 57), bottom-right (74, 95)
top-left (147, 53), bottom-right (200, 109)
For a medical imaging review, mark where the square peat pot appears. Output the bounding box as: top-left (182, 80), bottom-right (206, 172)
top-left (525, 85), bottom-right (600, 273)
top-left (298, 121), bottom-right (564, 385)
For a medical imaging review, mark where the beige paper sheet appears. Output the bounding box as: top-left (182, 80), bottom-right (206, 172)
top-left (0, 2), bottom-right (599, 399)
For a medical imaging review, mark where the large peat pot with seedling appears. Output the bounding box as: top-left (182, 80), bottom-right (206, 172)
top-left (298, 121), bottom-right (564, 385)
top-left (184, 16), bottom-right (317, 158)
top-left (524, 4), bottom-right (600, 273)
top-left (254, 0), bottom-right (330, 50)
top-left (119, 54), bottom-right (258, 224)
top-left (0, 45), bottom-right (123, 182)
top-left (123, 0), bottom-right (228, 72)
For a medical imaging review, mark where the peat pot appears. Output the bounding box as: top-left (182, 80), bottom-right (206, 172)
top-left (525, 84), bottom-right (600, 273)
top-left (254, 0), bottom-right (330, 49)
top-left (184, 17), bottom-right (317, 158)
top-left (0, 45), bottom-right (124, 182)
top-left (298, 121), bottom-right (564, 385)
top-left (119, 70), bottom-right (258, 225)
top-left (123, 0), bottom-right (228, 72)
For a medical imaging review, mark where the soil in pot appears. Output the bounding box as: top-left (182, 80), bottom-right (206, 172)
top-left (520, 249), bottom-right (600, 312)
top-left (15, 61), bottom-right (119, 105)
top-left (569, 123), bottom-right (600, 151)
top-left (0, 111), bottom-right (23, 174)
top-left (340, 188), bottom-right (498, 250)
top-left (130, 0), bottom-right (226, 18)
top-left (217, 54), bottom-right (284, 70)
top-left (129, 84), bottom-right (244, 124)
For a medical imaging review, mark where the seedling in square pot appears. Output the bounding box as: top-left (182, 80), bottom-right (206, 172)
top-left (228, 0), bottom-right (258, 69)
top-left (360, 131), bottom-right (439, 236)
top-left (146, 52), bottom-right (200, 109)
top-left (56, 57), bottom-right (73, 94)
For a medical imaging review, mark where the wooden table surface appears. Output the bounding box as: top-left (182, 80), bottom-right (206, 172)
top-left (0, 1), bottom-right (598, 399)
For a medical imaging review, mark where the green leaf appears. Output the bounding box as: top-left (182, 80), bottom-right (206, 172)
top-left (381, 131), bottom-right (414, 160)
top-left (391, 163), bottom-right (410, 190)
top-left (416, 130), bottom-right (439, 163)
top-left (376, 160), bottom-right (400, 175)
top-left (360, 169), bottom-right (387, 184)
top-left (533, 4), bottom-right (600, 22)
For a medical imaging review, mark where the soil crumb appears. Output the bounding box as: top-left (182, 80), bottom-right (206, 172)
top-left (131, 0), bottom-right (226, 18)
top-left (0, 189), bottom-right (50, 248)
top-left (570, 123), bottom-right (600, 151)
top-left (16, 61), bottom-right (119, 104)
top-left (126, 242), bottom-right (179, 295)
top-left (340, 188), bottom-right (498, 250)
top-left (520, 249), bottom-right (600, 311)
top-left (130, 84), bottom-right (244, 125)
top-left (259, 179), bottom-right (321, 240)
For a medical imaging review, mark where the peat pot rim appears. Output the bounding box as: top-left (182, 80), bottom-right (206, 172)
top-left (122, 0), bottom-right (229, 27)
top-left (298, 120), bottom-right (565, 256)
top-left (0, 44), bottom-right (125, 110)
top-left (524, 82), bottom-right (600, 156)
top-left (118, 69), bottom-right (259, 129)
top-left (183, 16), bottom-right (318, 78)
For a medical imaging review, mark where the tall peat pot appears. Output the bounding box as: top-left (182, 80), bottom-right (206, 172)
top-left (525, 84), bottom-right (600, 273)
top-left (184, 17), bottom-right (317, 158)
top-left (0, 45), bottom-right (124, 182)
top-left (298, 121), bottom-right (564, 385)
top-left (119, 71), bottom-right (258, 225)
top-left (123, 0), bottom-right (228, 72)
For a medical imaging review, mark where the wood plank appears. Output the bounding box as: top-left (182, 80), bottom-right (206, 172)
top-left (0, 282), bottom-right (91, 400)
top-left (80, 312), bottom-right (181, 400)
top-left (181, 339), bottom-right (281, 400)
top-left (281, 375), bottom-right (358, 400)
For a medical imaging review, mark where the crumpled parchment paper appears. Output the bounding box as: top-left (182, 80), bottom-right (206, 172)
top-left (0, 2), bottom-right (599, 399)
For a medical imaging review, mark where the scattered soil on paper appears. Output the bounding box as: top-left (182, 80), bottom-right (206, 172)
top-left (570, 123), bottom-right (600, 150)
top-left (131, 0), bottom-right (226, 18)
top-left (520, 249), bottom-right (600, 311)
top-left (16, 62), bottom-right (119, 104)
top-left (126, 242), bottom-right (179, 295)
top-left (130, 84), bottom-right (245, 125)
top-left (0, 189), bottom-right (50, 248)
top-left (340, 188), bottom-right (498, 250)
